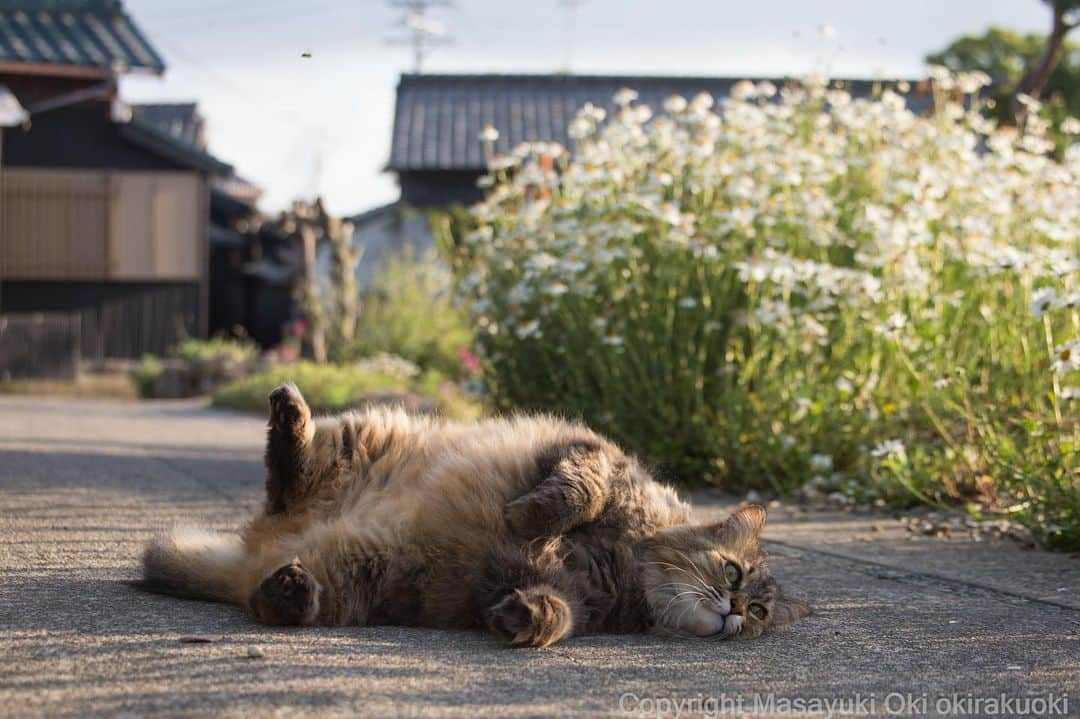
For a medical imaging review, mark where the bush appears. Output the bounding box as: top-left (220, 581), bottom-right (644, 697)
top-left (133, 335), bottom-right (259, 398)
top-left (452, 74), bottom-right (1080, 548)
top-left (173, 335), bottom-right (259, 365)
top-left (131, 354), bottom-right (164, 398)
top-left (212, 360), bottom-right (482, 420)
top-left (353, 247), bottom-right (474, 379)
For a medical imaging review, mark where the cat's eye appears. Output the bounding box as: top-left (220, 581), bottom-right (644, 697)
top-left (749, 603), bottom-right (768, 620)
top-left (722, 563), bottom-right (741, 587)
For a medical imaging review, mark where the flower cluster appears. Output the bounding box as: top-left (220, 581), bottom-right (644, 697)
top-left (451, 72), bottom-right (1080, 547)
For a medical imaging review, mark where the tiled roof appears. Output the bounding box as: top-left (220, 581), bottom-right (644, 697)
top-left (132, 103), bottom-right (203, 148)
top-left (120, 116), bottom-right (232, 175)
top-left (0, 0), bottom-right (164, 74)
top-left (388, 74), bottom-right (926, 172)
top-left (132, 101), bottom-right (262, 200)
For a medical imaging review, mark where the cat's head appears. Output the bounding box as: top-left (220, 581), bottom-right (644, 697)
top-left (637, 505), bottom-right (809, 639)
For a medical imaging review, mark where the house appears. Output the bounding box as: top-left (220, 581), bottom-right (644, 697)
top-left (129, 102), bottom-right (274, 343)
top-left (346, 73), bottom-right (927, 284)
top-left (0, 0), bottom-right (234, 371)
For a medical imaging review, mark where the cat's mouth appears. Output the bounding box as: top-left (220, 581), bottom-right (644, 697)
top-left (718, 613), bottom-right (743, 638)
top-left (669, 600), bottom-right (744, 638)
top-left (692, 612), bottom-right (743, 639)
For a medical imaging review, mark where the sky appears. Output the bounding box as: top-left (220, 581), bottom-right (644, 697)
top-left (121, 0), bottom-right (1054, 216)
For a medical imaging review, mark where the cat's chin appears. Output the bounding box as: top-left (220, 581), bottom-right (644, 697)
top-left (654, 608), bottom-right (747, 639)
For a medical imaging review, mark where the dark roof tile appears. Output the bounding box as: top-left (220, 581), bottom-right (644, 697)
top-left (132, 102), bottom-right (203, 148)
top-left (0, 0), bottom-right (164, 74)
top-left (388, 73), bottom-right (927, 172)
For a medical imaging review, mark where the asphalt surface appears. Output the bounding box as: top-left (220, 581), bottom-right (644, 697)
top-left (0, 396), bottom-right (1077, 718)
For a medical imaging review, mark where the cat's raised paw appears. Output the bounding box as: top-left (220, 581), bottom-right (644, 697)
top-left (248, 560), bottom-right (320, 626)
top-left (268, 384), bottom-right (311, 434)
top-left (486, 587), bottom-right (573, 648)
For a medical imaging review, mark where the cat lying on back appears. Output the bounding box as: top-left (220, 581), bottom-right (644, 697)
top-left (141, 384), bottom-right (809, 647)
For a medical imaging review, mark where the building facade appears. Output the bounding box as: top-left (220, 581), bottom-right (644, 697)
top-left (0, 0), bottom-right (228, 367)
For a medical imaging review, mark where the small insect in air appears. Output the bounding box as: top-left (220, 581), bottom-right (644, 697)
top-left (301, 51), bottom-right (312, 58)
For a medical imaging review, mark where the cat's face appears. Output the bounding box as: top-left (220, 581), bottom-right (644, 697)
top-left (638, 505), bottom-right (809, 639)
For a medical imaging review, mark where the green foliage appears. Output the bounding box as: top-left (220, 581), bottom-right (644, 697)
top-left (450, 76), bottom-right (1080, 549)
top-left (352, 247), bottom-right (474, 379)
top-left (132, 335), bottom-right (259, 398)
top-left (212, 360), bottom-right (481, 419)
top-left (131, 354), bottom-right (163, 398)
top-left (927, 25), bottom-right (1080, 150)
top-left (173, 335), bottom-right (258, 365)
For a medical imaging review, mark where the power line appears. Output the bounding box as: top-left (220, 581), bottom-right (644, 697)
top-left (137, 0), bottom-right (314, 23)
top-left (138, 1), bottom-right (348, 36)
top-left (149, 35), bottom-right (322, 136)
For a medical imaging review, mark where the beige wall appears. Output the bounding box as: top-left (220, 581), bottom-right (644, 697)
top-left (0, 168), bottom-right (205, 281)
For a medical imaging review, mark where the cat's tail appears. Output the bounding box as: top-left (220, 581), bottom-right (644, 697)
top-left (137, 527), bottom-right (246, 604)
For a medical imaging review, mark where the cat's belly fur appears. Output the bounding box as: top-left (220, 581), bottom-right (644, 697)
top-left (271, 414), bottom-right (604, 628)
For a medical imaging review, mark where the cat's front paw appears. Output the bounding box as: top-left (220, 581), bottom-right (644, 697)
top-left (268, 384), bottom-right (311, 436)
top-left (248, 560), bottom-right (320, 626)
top-left (486, 587), bottom-right (573, 648)
top-left (505, 495), bottom-right (562, 539)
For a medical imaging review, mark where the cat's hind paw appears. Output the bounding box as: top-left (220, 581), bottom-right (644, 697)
top-left (248, 560), bottom-right (321, 626)
top-left (486, 587), bottom-right (573, 648)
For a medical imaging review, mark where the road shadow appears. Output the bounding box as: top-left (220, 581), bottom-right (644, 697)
top-left (0, 447), bottom-right (262, 500)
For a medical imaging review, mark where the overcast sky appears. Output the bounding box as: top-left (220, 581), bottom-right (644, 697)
top-left (121, 1), bottom-right (1053, 215)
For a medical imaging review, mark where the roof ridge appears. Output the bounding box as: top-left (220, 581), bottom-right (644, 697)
top-left (133, 102), bottom-right (198, 109)
top-left (397, 72), bottom-right (918, 84)
top-left (0, 0), bottom-right (122, 11)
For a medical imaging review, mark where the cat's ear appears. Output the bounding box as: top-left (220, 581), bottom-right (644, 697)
top-left (771, 593), bottom-right (811, 625)
top-left (711, 504), bottom-right (767, 544)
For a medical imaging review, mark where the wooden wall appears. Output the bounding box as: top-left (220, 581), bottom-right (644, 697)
top-left (1, 281), bottom-right (201, 360)
top-left (0, 312), bottom-right (80, 379)
top-left (0, 168), bottom-right (203, 281)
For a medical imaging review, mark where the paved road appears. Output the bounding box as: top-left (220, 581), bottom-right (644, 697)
top-left (0, 396), bottom-right (1077, 718)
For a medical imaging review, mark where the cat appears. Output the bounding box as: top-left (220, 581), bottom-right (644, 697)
top-left (140, 384), bottom-right (809, 647)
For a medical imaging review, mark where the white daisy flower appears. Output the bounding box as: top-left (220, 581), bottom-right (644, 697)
top-left (871, 439), bottom-right (905, 460)
top-left (613, 88), bottom-right (639, 107)
top-left (1030, 287), bottom-right (1059, 318)
top-left (515, 320), bottom-right (541, 340)
top-left (663, 95), bottom-right (688, 114)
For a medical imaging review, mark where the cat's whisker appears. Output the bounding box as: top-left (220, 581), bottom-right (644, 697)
top-left (671, 549), bottom-right (714, 591)
top-left (652, 581), bottom-right (708, 594)
top-left (674, 595), bottom-right (707, 630)
top-left (657, 589), bottom-right (706, 621)
top-left (645, 561), bottom-right (711, 593)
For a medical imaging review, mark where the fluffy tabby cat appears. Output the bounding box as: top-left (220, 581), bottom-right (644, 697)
top-left (141, 384), bottom-right (809, 647)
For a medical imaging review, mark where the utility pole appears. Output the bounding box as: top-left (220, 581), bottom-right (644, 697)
top-left (386, 1), bottom-right (453, 74)
top-left (558, 0), bottom-right (584, 72)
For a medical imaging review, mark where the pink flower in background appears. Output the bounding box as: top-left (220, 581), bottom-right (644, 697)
top-left (458, 347), bottom-right (481, 374)
top-left (290, 319), bottom-right (308, 338)
top-left (266, 343), bottom-right (299, 364)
